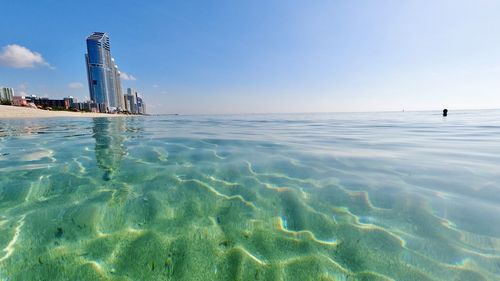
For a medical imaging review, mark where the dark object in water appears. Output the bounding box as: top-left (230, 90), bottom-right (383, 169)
top-left (103, 171), bottom-right (112, 181)
top-left (443, 109), bottom-right (448, 117)
top-left (55, 227), bottom-right (64, 238)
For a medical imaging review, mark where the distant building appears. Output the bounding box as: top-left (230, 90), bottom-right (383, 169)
top-left (124, 88), bottom-right (138, 113)
top-left (0, 87), bottom-right (14, 103)
top-left (12, 96), bottom-right (28, 107)
top-left (141, 103), bottom-right (146, 114)
top-left (123, 88), bottom-right (146, 114)
top-left (32, 97), bottom-right (68, 110)
top-left (113, 62), bottom-right (125, 111)
top-left (85, 32), bottom-right (124, 112)
top-left (72, 100), bottom-right (94, 112)
top-left (137, 95), bottom-right (146, 114)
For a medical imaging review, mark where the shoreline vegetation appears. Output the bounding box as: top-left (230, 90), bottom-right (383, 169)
top-left (0, 104), bottom-right (142, 119)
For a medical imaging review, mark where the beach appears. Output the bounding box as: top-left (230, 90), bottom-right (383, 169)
top-left (0, 105), bottom-right (123, 119)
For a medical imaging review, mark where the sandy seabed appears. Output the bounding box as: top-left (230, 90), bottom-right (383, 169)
top-left (1, 112), bottom-right (499, 280)
top-left (0, 105), bottom-right (123, 119)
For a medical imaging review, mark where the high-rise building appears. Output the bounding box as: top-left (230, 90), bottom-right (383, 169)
top-left (85, 32), bottom-right (124, 112)
top-left (124, 88), bottom-right (137, 113)
top-left (113, 62), bottom-right (124, 111)
top-left (137, 95), bottom-right (146, 114)
top-left (123, 88), bottom-right (146, 114)
top-left (0, 87), bottom-right (14, 103)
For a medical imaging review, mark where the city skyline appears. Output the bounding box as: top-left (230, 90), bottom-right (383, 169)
top-left (1, 1), bottom-right (500, 114)
top-left (0, 31), bottom-right (146, 114)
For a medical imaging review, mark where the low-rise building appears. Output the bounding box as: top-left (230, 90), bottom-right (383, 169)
top-left (64, 96), bottom-right (75, 108)
top-left (12, 96), bottom-right (28, 107)
top-left (71, 100), bottom-right (96, 112)
top-left (32, 97), bottom-right (67, 110)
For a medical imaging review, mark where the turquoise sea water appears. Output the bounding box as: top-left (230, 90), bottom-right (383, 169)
top-left (0, 110), bottom-right (499, 280)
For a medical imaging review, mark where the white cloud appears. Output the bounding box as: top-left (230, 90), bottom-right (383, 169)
top-left (68, 82), bottom-right (84, 89)
top-left (120, 72), bottom-right (137, 81)
top-left (0, 44), bottom-right (53, 68)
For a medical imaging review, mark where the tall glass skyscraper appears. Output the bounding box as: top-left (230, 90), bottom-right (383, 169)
top-left (85, 32), bottom-right (124, 112)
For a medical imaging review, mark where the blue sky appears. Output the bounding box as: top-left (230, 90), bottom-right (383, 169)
top-left (1, 0), bottom-right (499, 114)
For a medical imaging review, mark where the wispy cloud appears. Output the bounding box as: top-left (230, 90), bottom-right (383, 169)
top-left (17, 83), bottom-right (28, 90)
top-left (120, 72), bottom-right (136, 81)
top-left (68, 82), bottom-right (84, 89)
top-left (0, 44), bottom-right (53, 69)
top-left (16, 83), bottom-right (29, 96)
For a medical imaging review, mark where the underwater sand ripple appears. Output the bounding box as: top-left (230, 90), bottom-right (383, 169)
top-left (1, 112), bottom-right (500, 280)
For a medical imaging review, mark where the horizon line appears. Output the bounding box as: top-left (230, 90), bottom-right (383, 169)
top-left (151, 107), bottom-right (500, 116)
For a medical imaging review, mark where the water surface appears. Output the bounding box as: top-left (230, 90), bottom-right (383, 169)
top-left (1, 110), bottom-right (499, 280)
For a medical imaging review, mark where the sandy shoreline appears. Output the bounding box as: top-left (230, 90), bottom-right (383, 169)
top-left (0, 105), bottom-right (127, 119)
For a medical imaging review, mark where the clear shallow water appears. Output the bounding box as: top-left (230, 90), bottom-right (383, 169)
top-left (0, 110), bottom-right (499, 280)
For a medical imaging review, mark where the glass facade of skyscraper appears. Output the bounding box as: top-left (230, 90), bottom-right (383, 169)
top-left (85, 32), bottom-right (123, 112)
